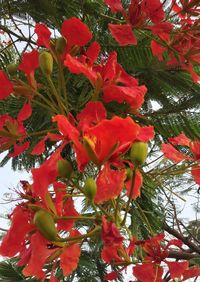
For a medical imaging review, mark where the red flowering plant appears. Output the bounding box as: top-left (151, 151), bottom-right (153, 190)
top-left (0, 1), bottom-right (200, 281)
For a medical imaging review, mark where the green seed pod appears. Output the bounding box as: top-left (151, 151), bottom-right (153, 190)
top-left (55, 37), bottom-right (67, 54)
top-left (39, 51), bottom-right (53, 76)
top-left (84, 177), bottom-right (97, 202)
top-left (33, 209), bottom-right (57, 241)
top-left (57, 159), bottom-right (73, 179)
top-left (130, 141), bottom-right (148, 166)
top-left (7, 63), bottom-right (18, 76)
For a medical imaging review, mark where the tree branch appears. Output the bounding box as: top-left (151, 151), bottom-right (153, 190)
top-left (164, 222), bottom-right (200, 255)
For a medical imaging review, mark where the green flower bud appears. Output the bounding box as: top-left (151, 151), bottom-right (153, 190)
top-left (39, 51), bottom-right (53, 76)
top-left (84, 177), bottom-right (97, 202)
top-left (57, 159), bottom-right (73, 179)
top-left (7, 63), bottom-right (18, 76)
top-left (55, 37), bottom-right (67, 54)
top-left (33, 209), bottom-right (57, 241)
top-left (130, 141), bottom-right (148, 166)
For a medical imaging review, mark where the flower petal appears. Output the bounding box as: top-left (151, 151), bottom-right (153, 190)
top-left (109, 24), bottom-right (137, 46)
top-left (0, 70), bottom-right (13, 100)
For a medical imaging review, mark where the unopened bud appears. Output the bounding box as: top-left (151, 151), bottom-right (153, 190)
top-left (7, 63), bottom-right (18, 76)
top-left (57, 159), bottom-right (73, 179)
top-left (39, 51), bottom-right (53, 76)
top-left (130, 141), bottom-right (148, 166)
top-left (55, 37), bottom-right (67, 54)
top-left (84, 177), bottom-right (97, 201)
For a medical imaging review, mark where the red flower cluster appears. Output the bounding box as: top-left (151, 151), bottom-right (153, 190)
top-left (0, 10), bottom-right (200, 282)
top-left (162, 133), bottom-right (200, 186)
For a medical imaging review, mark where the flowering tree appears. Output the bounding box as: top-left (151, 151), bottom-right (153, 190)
top-left (0, 0), bottom-right (200, 281)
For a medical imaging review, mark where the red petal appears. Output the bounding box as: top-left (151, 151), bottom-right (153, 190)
top-left (161, 143), bottom-right (188, 163)
top-left (125, 169), bottom-right (143, 200)
top-left (57, 198), bottom-right (79, 231)
top-left (109, 24), bottom-right (137, 46)
top-left (53, 114), bottom-right (79, 141)
top-left (147, 22), bottom-right (174, 35)
top-left (104, 0), bottom-right (124, 13)
top-left (101, 245), bottom-right (122, 263)
top-left (136, 126), bottom-right (155, 142)
top-left (31, 146), bottom-right (63, 199)
top-left (64, 54), bottom-right (97, 85)
top-left (133, 263), bottom-right (163, 282)
top-left (86, 41), bottom-right (100, 64)
top-left (103, 84), bottom-right (146, 108)
top-left (34, 23), bottom-right (51, 48)
top-left (182, 267), bottom-right (200, 281)
top-left (190, 140), bottom-right (200, 160)
top-left (61, 17), bottom-right (92, 49)
top-left (76, 101), bottom-right (106, 130)
top-left (104, 271), bottom-right (119, 281)
top-left (94, 164), bottom-right (126, 204)
top-left (0, 70), bottom-right (13, 100)
top-left (191, 166), bottom-right (200, 185)
top-left (60, 243), bottom-right (81, 276)
top-left (9, 141), bottom-right (30, 157)
top-left (18, 102), bottom-right (32, 122)
top-left (143, 0), bottom-right (165, 24)
top-left (169, 133), bottom-right (191, 147)
top-left (31, 137), bottom-right (47, 155)
top-left (23, 232), bottom-right (56, 280)
top-left (151, 40), bottom-right (165, 61)
top-left (0, 206), bottom-right (33, 257)
top-left (166, 261), bottom-right (188, 279)
top-left (18, 49), bottom-right (39, 75)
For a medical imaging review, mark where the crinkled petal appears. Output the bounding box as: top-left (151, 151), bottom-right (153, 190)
top-left (77, 101), bottom-right (106, 130)
top-left (109, 24), bottom-right (137, 46)
top-left (61, 17), bottom-right (92, 49)
top-left (60, 243), bottom-right (81, 276)
top-left (161, 143), bottom-right (189, 163)
top-left (0, 206), bottom-right (33, 257)
top-left (34, 23), bottom-right (51, 48)
top-left (0, 70), bottom-right (13, 100)
top-left (9, 141), bottom-right (30, 157)
top-left (95, 164), bottom-right (126, 204)
top-left (18, 102), bottom-right (32, 122)
top-left (166, 261), bottom-right (188, 279)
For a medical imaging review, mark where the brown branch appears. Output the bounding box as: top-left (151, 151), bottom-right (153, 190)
top-left (164, 222), bottom-right (200, 255)
top-left (168, 250), bottom-right (200, 260)
top-left (0, 24), bottom-right (36, 46)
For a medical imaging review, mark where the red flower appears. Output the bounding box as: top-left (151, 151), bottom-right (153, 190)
top-left (31, 145), bottom-right (64, 200)
top-left (61, 17), bottom-right (92, 50)
top-left (53, 111), bottom-right (140, 171)
top-left (34, 23), bottom-right (51, 48)
top-left (162, 133), bottom-right (200, 185)
top-left (94, 163), bottom-right (126, 204)
top-left (0, 206), bottom-right (33, 257)
top-left (18, 49), bottom-right (39, 88)
top-left (0, 70), bottom-right (13, 100)
top-left (0, 102), bottom-right (31, 156)
top-left (101, 216), bottom-right (124, 263)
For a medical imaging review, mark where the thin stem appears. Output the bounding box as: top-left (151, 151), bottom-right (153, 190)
top-left (121, 169), bottom-right (136, 226)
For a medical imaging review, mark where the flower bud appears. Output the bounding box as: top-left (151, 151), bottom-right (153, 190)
top-left (55, 37), bottom-right (67, 54)
top-left (7, 63), bottom-right (18, 76)
top-left (130, 141), bottom-right (148, 166)
top-left (33, 209), bottom-right (57, 241)
top-left (57, 159), bottom-right (73, 179)
top-left (39, 51), bottom-right (53, 76)
top-left (84, 177), bottom-right (97, 202)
